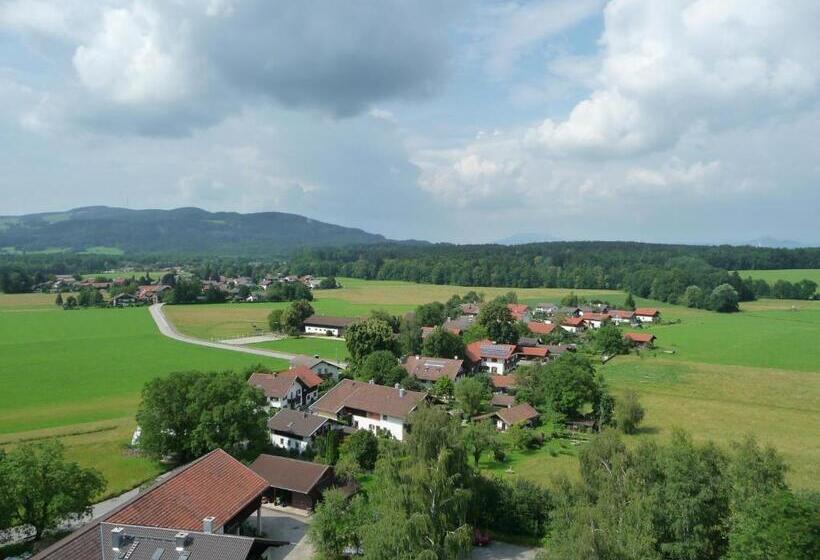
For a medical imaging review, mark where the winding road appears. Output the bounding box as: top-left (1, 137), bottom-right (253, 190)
top-left (149, 303), bottom-right (346, 367)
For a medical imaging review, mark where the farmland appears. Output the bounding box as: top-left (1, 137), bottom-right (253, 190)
top-left (737, 268), bottom-right (820, 286)
top-left (0, 294), bottom-right (286, 495)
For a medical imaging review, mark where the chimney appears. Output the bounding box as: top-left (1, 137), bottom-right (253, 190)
top-left (399, 387), bottom-right (406, 398)
top-left (111, 527), bottom-right (125, 551)
top-left (202, 516), bottom-right (215, 534)
top-left (175, 532), bottom-right (189, 551)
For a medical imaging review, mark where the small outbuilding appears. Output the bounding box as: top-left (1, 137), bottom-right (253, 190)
top-left (250, 454), bottom-right (336, 512)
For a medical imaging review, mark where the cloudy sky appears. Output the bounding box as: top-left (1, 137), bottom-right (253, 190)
top-left (1, 0), bottom-right (818, 244)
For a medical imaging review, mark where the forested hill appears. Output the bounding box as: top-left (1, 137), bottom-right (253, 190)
top-left (0, 206), bottom-right (387, 255)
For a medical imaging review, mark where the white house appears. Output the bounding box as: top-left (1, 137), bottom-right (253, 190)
top-left (476, 403), bottom-right (539, 432)
top-left (560, 317), bottom-right (586, 333)
top-left (311, 379), bottom-right (426, 441)
top-left (634, 308), bottom-right (661, 323)
top-left (290, 355), bottom-right (344, 380)
top-left (465, 340), bottom-right (518, 375)
top-left (581, 312), bottom-right (610, 329)
top-left (267, 409), bottom-right (332, 453)
top-left (609, 309), bottom-right (635, 325)
top-left (302, 315), bottom-right (355, 337)
top-left (247, 372), bottom-right (306, 410)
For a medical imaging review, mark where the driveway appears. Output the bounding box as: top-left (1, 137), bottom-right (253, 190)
top-left (471, 542), bottom-right (539, 560)
top-left (259, 508), bottom-right (313, 560)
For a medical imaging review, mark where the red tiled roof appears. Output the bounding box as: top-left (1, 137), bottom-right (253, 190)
top-left (625, 332), bottom-right (656, 343)
top-left (248, 372), bottom-right (299, 399)
top-left (562, 317), bottom-right (585, 327)
top-left (634, 308), bottom-right (660, 317)
top-left (582, 313), bottom-right (609, 322)
top-left (609, 309), bottom-right (634, 319)
top-left (489, 374), bottom-right (517, 389)
top-left (311, 378), bottom-right (426, 419)
top-left (496, 403), bottom-right (539, 426)
top-left (527, 321), bottom-right (555, 335)
top-left (281, 367), bottom-right (323, 389)
top-left (108, 449), bottom-right (268, 532)
top-left (466, 339), bottom-right (517, 362)
top-left (519, 346), bottom-right (548, 358)
top-left (507, 303), bottom-right (529, 319)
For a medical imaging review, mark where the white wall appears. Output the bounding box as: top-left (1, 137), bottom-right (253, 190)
top-left (271, 433), bottom-right (311, 453)
top-left (636, 315), bottom-right (658, 323)
top-left (352, 414), bottom-right (407, 441)
top-left (305, 325), bottom-right (341, 337)
top-left (266, 381), bottom-right (302, 410)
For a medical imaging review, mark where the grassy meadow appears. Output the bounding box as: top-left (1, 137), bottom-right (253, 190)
top-left (0, 294), bottom-right (286, 495)
top-left (249, 336), bottom-right (350, 361)
top-left (737, 268), bottom-right (820, 286)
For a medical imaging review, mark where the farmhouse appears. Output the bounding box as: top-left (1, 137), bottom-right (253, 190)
top-left (581, 312), bottom-right (610, 329)
top-left (136, 284), bottom-right (171, 304)
top-left (248, 372), bottom-right (308, 410)
top-left (302, 314), bottom-right (355, 337)
top-left (110, 293), bottom-right (137, 307)
top-left (250, 454), bottom-right (337, 512)
top-left (311, 379), bottom-right (426, 441)
top-left (609, 309), bottom-right (635, 325)
top-left (402, 356), bottom-right (464, 385)
top-left (267, 409), bottom-right (332, 453)
top-left (33, 449), bottom-right (269, 560)
top-left (290, 354), bottom-right (344, 380)
top-left (278, 367), bottom-right (324, 405)
top-left (507, 303), bottom-right (531, 322)
top-left (517, 345), bottom-right (549, 365)
top-left (534, 302), bottom-right (559, 315)
top-left (635, 307), bottom-right (661, 323)
top-left (624, 332), bottom-right (657, 348)
top-left (466, 340), bottom-right (518, 374)
top-left (479, 403), bottom-right (539, 432)
top-left (561, 316), bottom-right (586, 333)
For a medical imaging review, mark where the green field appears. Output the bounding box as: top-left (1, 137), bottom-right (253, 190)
top-left (737, 268), bottom-right (820, 286)
top-left (250, 336), bottom-right (350, 361)
top-left (0, 295), bottom-right (287, 494)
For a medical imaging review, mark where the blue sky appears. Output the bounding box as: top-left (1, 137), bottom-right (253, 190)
top-left (1, 1), bottom-right (818, 244)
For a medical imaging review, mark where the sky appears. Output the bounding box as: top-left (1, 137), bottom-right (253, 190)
top-left (1, 0), bottom-right (818, 245)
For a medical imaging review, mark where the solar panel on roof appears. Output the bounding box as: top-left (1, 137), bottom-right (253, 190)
top-left (480, 345), bottom-right (510, 358)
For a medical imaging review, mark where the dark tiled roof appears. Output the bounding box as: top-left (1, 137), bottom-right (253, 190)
top-left (496, 403), bottom-right (539, 426)
top-left (311, 379), bottom-right (426, 419)
top-left (248, 372), bottom-right (300, 399)
top-left (403, 356), bottom-right (463, 382)
top-left (268, 409), bottom-right (328, 438)
top-left (489, 375), bottom-right (517, 389)
top-left (303, 315), bottom-right (355, 328)
top-left (490, 394), bottom-right (516, 408)
top-left (99, 523), bottom-right (253, 560)
top-left (250, 455), bottom-right (332, 494)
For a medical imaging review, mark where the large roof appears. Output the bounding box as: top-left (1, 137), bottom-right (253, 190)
top-left (250, 454), bottom-right (332, 494)
top-left (280, 366), bottom-right (324, 389)
top-left (311, 378), bottom-right (426, 419)
top-left (33, 450), bottom-right (268, 560)
top-left (496, 403), bottom-right (539, 426)
top-left (625, 332), bottom-right (656, 343)
top-left (248, 372), bottom-right (300, 399)
top-left (99, 523), bottom-right (254, 560)
top-left (527, 321), bottom-right (556, 335)
top-left (268, 409), bottom-right (328, 438)
top-left (465, 340), bottom-right (517, 362)
top-left (303, 314), bottom-right (355, 328)
top-left (634, 307), bottom-right (660, 316)
top-left (403, 356), bottom-right (464, 382)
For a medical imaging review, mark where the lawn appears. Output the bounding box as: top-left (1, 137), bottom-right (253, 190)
top-left (249, 336), bottom-right (350, 361)
top-left (737, 268), bottom-right (820, 287)
top-left (0, 301), bottom-right (287, 494)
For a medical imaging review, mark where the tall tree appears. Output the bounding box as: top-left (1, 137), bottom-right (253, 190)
top-left (415, 301), bottom-right (447, 326)
top-left (422, 327), bottom-right (466, 359)
top-left (616, 390), bottom-right (645, 434)
top-left (309, 489), bottom-right (368, 560)
top-left (454, 377), bottom-right (487, 418)
top-left (345, 318), bottom-right (399, 365)
top-left (353, 350), bottom-right (406, 386)
top-left (281, 299), bottom-right (315, 335)
top-left (477, 299), bottom-right (518, 344)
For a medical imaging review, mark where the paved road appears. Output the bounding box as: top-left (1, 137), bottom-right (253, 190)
top-left (471, 542), bottom-right (539, 560)
top-left (149, 303), bottom-right (347, 368)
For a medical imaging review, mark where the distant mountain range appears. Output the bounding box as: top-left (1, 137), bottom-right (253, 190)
top-left (0, 206), bottom-right (387, 255)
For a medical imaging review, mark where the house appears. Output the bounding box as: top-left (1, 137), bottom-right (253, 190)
top-left (527, 321), bottom-right (556, 336)
top-left (278, 367), bottom-right (324, 405)
top-left (267, 409), bottom-right (332, 453)
top-left (110, 293), bottom-right (137, 307)
top-left (248, 372), bottom-right (308, 410)
top-left (290, 355), bottom-right (344, 380)
top-left (443, 315), bottom-right (474, 334)
top-left (609, 309), bottom-right (635, 325)
top-left (302, 315), bottom-right (355, 337)
top-left (460, 303), bottom-right (482, 316)
top-left (517, 345), bottom-right (549, 365)
top-left (465, 340), bottom-right (518, 374)
top-left (581, 312), bottom-right (610, 329)
top-left (479, 403), bottom-right (539, 432)
top-left (634, 308), bottom-right (661, 323)
top-left (507, 303), bottom-right (531, 322)
top-left (311, 379), bottom-right (426, 441)
top-left (534, 302), bottom-right (559, 315)
top-left (545, 344), bottom-right (576, 359)
top-left (561, 316), bottom-right (586, 333)
top-left (579, 304), bottom-right (609, 315)
top-left (402, 356), bottom-right (464, 386)
top-left (490, 393), bottom-right (516, 408)
top-left (489, 374), bottom-right (517, 393)
top-left (33, 449), bottom-right (269, 560)
top-left (136, 284), bottom-right (171, 304)
top-left (250, 455), bottom-right (338, 512)
top-left (559, 306), bottom-right (581, 317)
top-left (624, 332), bottom-right (657, 348)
